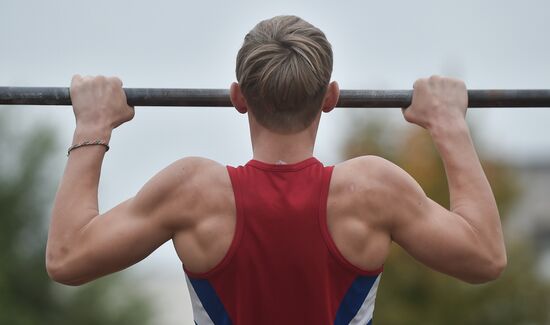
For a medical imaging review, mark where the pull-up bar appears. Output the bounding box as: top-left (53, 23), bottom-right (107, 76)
top-left (0, 87), bottom-right (549, 108)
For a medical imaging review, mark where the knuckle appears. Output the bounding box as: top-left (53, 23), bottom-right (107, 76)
top-left (91, 75), bottom-right (104, 85)
top-left (429, 75), bottom-right (441, 83)
top-left (413, 78), bottom-right (427, 89)
top-left (449, 77), bottom-right (464, 88)
top-left (70, 76), bottom-right (82, 88)
top-left (109, 77), bottom-right (123, 87)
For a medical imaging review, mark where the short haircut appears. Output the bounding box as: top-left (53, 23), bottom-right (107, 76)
top-left (236, 15), bottom-right (333, 134)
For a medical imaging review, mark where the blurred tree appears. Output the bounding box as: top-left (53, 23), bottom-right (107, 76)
top-left (0, 113), bottom-right (153, 325)
top-left (343, 118), bottom-right (550, 325)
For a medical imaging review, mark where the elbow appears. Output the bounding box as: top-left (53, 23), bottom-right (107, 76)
top-left (486, 254), bottom-right (507, 281)
top-left (46, 257), bottom-right (89, 286)
top-left (465, 254), bottom-right (507, 284)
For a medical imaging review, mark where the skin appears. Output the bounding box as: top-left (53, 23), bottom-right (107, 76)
top-left (46, 75), bottom-right (507, 286)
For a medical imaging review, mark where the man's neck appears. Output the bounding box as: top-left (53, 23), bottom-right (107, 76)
top-left (250, 122), bottom-right (318, 165)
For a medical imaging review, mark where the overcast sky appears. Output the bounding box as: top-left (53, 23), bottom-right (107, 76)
top-left (1, 0), bottom-right (549, 323)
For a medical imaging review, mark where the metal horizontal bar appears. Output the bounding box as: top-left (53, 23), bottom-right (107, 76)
top-left (0, 87), bottom-right (549, 108)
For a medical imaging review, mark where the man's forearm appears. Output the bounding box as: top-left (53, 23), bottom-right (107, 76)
top-left (46, 127), bottom-right (111, 264)
top-left (429, 119), bottom-right (505, 258)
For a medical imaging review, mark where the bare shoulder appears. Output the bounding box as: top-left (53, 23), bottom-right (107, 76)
top-left (129, 157), bottom-right (236, 273)
top-left (137, 157), bottom-right (228, 199)
top-left (134, 156), bottom-right (233, 229)
top-left (327, 156), bottom-right (410, 270)
top-left (334, 155), bottom-right (409, 180)
top-left (169, 156), bottom-right (230, 189)
top-left (333, 155), bottom-right (418, 195)
top-left (330, 155), bottom-right (424, 229)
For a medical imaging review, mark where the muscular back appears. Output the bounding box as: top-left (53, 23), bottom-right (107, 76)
top-left (174, 156), bottom-right (394, 275)
top-left (172, 152), bottom-right (504, 285)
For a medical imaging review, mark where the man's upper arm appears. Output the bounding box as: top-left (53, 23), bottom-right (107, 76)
top-left (55, 157), bottom-right (207, 285)
top-left (362, 157), bottom-right (490, 283)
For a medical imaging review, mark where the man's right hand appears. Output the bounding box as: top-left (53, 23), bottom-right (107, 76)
top-left (70, 75), bottom-right (135, 139)
top-left (402, 75), bottom-right (468, 131)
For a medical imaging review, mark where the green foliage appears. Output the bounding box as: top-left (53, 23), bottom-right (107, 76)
top-left (343, 118), bottom-right (550, 324)
top-left (0, 113), bottom-right (153, 325)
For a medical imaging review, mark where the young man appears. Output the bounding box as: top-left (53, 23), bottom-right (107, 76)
top-left (46, 15), bottom-right (507, 324)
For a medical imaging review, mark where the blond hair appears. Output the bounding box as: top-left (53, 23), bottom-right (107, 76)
top-left (236, 15), bottom-right (333, 133)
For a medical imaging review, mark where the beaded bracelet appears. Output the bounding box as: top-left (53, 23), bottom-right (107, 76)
top-left (67, 139), bottom-right (110, 156)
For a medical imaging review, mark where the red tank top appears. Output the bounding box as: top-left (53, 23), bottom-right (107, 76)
top-left (184, 157), bottom-right (382, 325)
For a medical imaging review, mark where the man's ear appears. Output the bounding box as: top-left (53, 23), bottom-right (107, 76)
top-left (230, 82), bottom-right (248, 114)
top-left (322, 81), bottom-right (340, 113)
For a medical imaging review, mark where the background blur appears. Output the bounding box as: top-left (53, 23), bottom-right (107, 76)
top-left (1, 0), bottom-right (549, 324)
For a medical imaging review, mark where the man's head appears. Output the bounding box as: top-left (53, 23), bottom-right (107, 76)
top-left (232, 15), bottom-right (338, 134)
